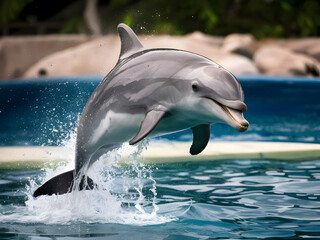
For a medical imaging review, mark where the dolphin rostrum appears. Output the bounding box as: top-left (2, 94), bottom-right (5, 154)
top-left (33, 23), bottom-right (249, 197)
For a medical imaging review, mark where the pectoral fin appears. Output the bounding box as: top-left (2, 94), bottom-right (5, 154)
top-left (129, 110), bottom-right (166, 145)
top-left (190, 124), bottom-right (211, 155)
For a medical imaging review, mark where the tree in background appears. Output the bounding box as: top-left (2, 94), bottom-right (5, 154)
top-left (114, 0), bottom-right (320, 38)
top-left (84, 0), bottom-right (101, 35)
top-left (1, 0), bottom-right (320, 38)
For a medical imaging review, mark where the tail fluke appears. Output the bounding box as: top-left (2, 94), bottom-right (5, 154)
top-left (33, 170), bottom-right (96, 197)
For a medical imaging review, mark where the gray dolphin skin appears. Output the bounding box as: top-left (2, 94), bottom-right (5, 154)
top-left (33, 23), bottom-right (249, 197)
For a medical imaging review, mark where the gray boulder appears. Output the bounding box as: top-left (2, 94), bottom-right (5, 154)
top-left (221, 33), bottom-right (256, 58)
top-left (24, 32), bottom-right (257, 78)
top-left (275, 38), bottom-right (320, 62)
top-left (254, 46), bottom-right (319, 76)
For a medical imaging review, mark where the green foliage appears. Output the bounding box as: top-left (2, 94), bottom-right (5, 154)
top-left (1, 0), bottom-right (320, 38)
top-left (103, 0), bottom-right (320, 38)
top-left (0, 0), bottom-right (33, 24)
top-left (198, 0), bottom-right (218, 32)
top-left (122, 13), bottom-right (132, 27)
top-left (59, 17), bottom-right (84, 34)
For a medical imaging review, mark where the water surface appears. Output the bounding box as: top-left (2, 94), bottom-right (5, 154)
top-left (0, 157), bottom-right (319, 239)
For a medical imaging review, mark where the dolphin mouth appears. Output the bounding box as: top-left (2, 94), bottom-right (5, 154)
top-left (207, 98), bottom-right (249, 132)
top-left (220, 104), bottom-right (249, 132)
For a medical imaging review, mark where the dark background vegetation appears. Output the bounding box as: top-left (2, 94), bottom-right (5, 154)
top-left (1, 0), bottom-right (320, 38)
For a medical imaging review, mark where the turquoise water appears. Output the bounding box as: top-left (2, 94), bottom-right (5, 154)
top-left (1, 75), bottom-right (320, 146)
top-left (0, 157), bottom-right (320, 239)
top-left (1, 75), bottom-right (320, 239)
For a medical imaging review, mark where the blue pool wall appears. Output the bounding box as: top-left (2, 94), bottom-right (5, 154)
top-left (0, 75), bottom-right (320, 146)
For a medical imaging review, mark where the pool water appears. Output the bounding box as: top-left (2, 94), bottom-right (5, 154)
top-left (0, 156), bottom-right (320, 239)
top-left (1, 75), bottom-right (320, 146)
top-left (1, 75), bottom-right (320, 239)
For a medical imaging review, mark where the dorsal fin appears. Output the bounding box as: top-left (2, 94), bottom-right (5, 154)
top-left (117, 23), bottom-right (144, 61)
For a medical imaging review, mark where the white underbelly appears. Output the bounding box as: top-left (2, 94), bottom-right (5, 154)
top-left (88, 111), bottom-right (145, 150)
top-left (150, 116), bottom-right (196, 138)
top-left (87, 110), bottom-right (198, 155)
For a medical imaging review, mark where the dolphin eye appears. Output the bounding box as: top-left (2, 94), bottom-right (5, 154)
top-left (192, 84), bottom-right (199, 92)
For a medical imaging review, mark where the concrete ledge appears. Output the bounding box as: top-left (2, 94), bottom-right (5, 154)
top-left (0, 141), bottom-right (320, 169)
top-left (0, 146), bottom-right (71, 169)
top-left (140, 141), bottom-right (320, 164)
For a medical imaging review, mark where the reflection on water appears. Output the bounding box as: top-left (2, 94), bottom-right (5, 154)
top-left (0, 157), bottom-right (319, 239)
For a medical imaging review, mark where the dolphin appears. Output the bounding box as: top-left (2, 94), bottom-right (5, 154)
top-left (33, 23), bottom-right (249, 197)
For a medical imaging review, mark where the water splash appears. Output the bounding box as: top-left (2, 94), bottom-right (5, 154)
top-left (1, 135), bottom-right (173, 226)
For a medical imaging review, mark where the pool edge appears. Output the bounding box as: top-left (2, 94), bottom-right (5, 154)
top-left (1, 141), bottom-right (320, 169)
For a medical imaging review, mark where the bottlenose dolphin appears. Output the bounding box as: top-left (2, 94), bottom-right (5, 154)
top-left (33, 23), bottom-right (249, 197)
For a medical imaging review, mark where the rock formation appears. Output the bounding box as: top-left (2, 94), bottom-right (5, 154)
top-left (0, 31), bottom-right (319, 80)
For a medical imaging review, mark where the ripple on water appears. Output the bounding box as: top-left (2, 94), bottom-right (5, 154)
top-left (1, 157), bottom-right (320, 239)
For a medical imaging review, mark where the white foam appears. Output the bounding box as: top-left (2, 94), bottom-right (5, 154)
top-left (0, 135), bottom-right (174, 226)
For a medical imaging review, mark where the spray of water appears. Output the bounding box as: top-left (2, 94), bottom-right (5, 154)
top-left (1, 127), bottom-right (174, 225)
